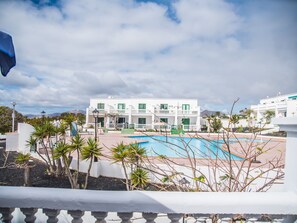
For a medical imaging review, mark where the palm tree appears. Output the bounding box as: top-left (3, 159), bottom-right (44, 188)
top-left (62, 113), bottom-right (76, 134)
top-left (26, 135), bottom-right (49, 165)
top-left (111, 142), bottom-right (130, 191)
top-left (56, 122), bottom-right (68, 143)
top-left (264, 110), bottom-right (275, 124)
top-left (128, 143), bottom-right (146, 170)
top-left (242, 108), bottom-right (255, 131)
top-left (81, 138), bottom-right (102, 189)
top-left (70, 134), bottom-right (85, 185)
top-left (230, 114), bottom-right (240, 131)
top-left (53, 141), bottom-right (80, 189)
top-left (211, 117), bottom-right (222, 133)
top-left (31, 123), bottom-right (56, 174)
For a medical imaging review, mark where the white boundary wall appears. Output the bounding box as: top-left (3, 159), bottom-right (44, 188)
top-left (5, 123), bottom-right (35, 153)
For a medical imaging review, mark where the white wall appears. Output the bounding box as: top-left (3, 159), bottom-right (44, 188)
top-left (18, 123), bottom-right (35, 154)
top-left (5, 123), bottom-right (35, 153)
top-left (70, 158), bottom-right (127, 178)
top-left (221, 119), bottom-right (248, 128)
top-left (5, 133), bottom-right (19, 151)
top-left (287, 100), bottom-right (297, 117)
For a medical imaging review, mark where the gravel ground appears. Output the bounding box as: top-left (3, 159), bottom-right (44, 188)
top-left (0, 146), bottom-right (126, 190)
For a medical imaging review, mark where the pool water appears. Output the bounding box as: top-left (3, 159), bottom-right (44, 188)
top-left (129, 136), bottom-right (243, 160)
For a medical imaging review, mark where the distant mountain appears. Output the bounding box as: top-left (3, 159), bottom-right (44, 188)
top-left (24, 110), bottom-right (86, 118)
top-left (201, 110), bottom-right (225, 117)
top-left (67, 110), bottom-right (86, 115)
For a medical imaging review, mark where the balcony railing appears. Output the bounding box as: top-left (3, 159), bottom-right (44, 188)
top-left (177, 110), bottom-right (199, 115)
top-left (0, 186), bottom-right (296, 222)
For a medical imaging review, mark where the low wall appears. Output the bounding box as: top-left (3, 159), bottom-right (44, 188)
top-left (5, 123), bottom-right (35, 153)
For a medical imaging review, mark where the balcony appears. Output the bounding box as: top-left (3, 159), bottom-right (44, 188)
top-left (131, 109), bottom-right (150, 114)
top-left (178, 110), bottom-right (199, 115)
top-left (1, 118), bottom-right (297, 222)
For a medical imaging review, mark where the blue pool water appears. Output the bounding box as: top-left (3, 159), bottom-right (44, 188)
top-left (129, 136), bottom-right (244, 160)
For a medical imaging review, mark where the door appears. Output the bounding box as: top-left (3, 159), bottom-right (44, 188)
top-left (98, 117), bottom-right (104, 128)
top-left (182, 118), bottom-right (190, 130)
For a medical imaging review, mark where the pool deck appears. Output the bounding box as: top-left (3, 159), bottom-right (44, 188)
top-left (78, 131), bottom-right (286, 168)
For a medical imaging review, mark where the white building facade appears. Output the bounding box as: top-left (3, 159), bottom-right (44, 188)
top-left (251, 92), bottom-right (297, 123)
top-left (86, 98), bottom-right (201, 131)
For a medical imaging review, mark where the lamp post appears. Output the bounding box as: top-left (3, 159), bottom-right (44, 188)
top-left (41, 110), bottom-right (46, 124)
top-left (11, 102), bottom-right (16, 132)
top-left (92, 109), bottom-right (99, 162)
top-left (92, 109), bottom-right (99, 142)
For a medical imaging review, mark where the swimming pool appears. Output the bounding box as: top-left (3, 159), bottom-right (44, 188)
top-left (129, 135), bottom-right (244, 160)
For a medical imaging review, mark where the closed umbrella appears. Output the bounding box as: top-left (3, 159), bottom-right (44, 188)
top-left (0, 31), bottom-right (16, 77)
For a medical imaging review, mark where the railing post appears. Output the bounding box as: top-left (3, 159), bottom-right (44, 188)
top-left (167, 213), bottom-right (183, 223)
top-left (68, 210), bottom-right (84, 223)
top-left (0, 208), bottom-right (15, 223)
top-left (91, 211), bottom-right (108, 223)
top-left (273, 117), bottom-right (297, 192)
top-left (283, 215), bottom-right (297, 223)
top-left (20, 208), bottom-right (37, 223)
top-left (142, 212), bottom-right (158, 223)
top-left (43, 208), bottom-right (60, 223)
top-left (117, 212), bottom-right (133, 223)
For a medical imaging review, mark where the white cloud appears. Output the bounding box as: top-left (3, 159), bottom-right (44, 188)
top-left (0, 0), bottom-right (296, 114)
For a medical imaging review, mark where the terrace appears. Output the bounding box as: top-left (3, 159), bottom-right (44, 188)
top-left (0, 117), bottom-right (297, 222)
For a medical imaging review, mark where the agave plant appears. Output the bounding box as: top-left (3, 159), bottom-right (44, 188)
top-left (15, 153), bottom-right (32, 187)
top-left (130, 168), bottom-right (149, 190)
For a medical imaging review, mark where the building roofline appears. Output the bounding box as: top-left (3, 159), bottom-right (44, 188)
top-left (260, 92), bottom-right (297, 101)
top-left (90, 98), bottom-right (198, 101)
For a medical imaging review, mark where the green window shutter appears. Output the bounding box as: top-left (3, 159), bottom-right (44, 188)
top-left (160, 118), bottom-right (168, 123)
top-left (182, 104), bottom-right (190, 110)
top-left (138, 103), bottom-right (146, 109)
top-left (160, 104), bottom-right (168, 110)
top-left (118, 103), bottom-right (125, 110)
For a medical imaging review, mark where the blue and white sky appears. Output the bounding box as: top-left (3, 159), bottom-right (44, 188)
top-left (1, 0), bottom-right (297, 115)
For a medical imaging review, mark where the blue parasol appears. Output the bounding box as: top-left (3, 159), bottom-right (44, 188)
top-left (0, 31), bottom-right (16, 77)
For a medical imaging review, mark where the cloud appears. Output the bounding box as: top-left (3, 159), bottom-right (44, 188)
top-left (0, 0), bottom-right (296, 114)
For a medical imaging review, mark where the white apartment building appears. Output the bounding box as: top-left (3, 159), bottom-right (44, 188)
top-left (86, 98), bottom-right (201, 131)
top-left (251, 92), bottom-right (297, 123)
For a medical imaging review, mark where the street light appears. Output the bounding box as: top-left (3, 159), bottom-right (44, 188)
top-left (92, 108), bottom-right (99, 162)
top-left (92, 109), bottom-right (99, 142)
top-left (41, 110), bottom-right (46, 124)
top-left (11, 102), bottom-right (16, 132)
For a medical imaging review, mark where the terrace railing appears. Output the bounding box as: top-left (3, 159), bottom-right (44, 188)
top-left (0, 187), bottom-right (297, 223)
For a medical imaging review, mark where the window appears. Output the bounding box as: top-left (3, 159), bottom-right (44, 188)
top-left (138, 118), bottom-right (146, 124)
top-left (182, 104), bottom-right (190, 110)
top-left (118, 103), bottom-right (125, 110)
top-left (118, 117), bottom-right (125, 123)
top-left (160, 104), bottom-right (168, 110)
top-left (160, 118), bottom-right (168, 123)
top-left (138, 103), bottom-right (146, 110)
top-left (97, 103), bottom-right (104, 110)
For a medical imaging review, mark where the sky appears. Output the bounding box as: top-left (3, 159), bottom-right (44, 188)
top-left (0, 0), bottom-right (297, 115)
